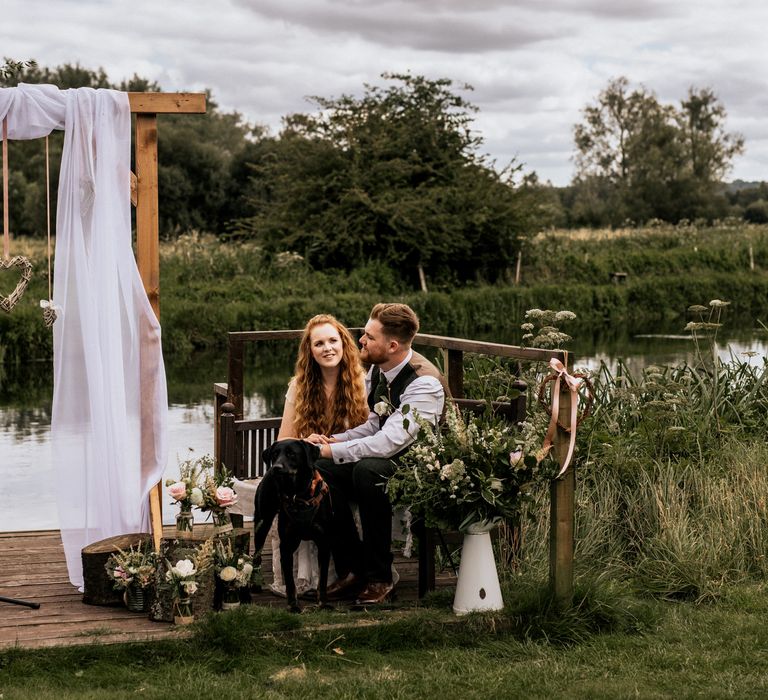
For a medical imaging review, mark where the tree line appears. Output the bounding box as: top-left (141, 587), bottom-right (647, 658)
top-left (1, 60), bottom-right (762, 289)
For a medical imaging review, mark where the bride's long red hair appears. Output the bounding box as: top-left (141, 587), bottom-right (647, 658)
top-left (292, 314), bottom-right (369, 437)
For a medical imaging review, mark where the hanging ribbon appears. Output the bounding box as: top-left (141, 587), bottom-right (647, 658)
top-left (539, 357), bottom-right (590, 478)
top-left (0, 117), bottom-right (33, 314)
top-left (39, 134), bottom-right (59, 327)
top-left (2, 117), bottom-right (8, 261)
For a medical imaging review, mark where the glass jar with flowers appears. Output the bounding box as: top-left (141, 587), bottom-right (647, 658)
top-left (199, 464), bottom-right (238, 536)
top-left (163, 538), bottom-right (214, 624)
top-left (387, 405), bottom-right (556, 614)
top-left (165, 456), bottom-right (207, 539)
top-left (105, 542), bottom-right (157, 613)
top-left (214, 538), bottom-right (258, 610)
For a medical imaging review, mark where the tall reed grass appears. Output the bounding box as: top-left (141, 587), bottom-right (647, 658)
top-left (468, 314), bottom-right (768, 602)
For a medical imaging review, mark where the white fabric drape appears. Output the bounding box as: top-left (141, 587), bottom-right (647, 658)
top-left (0, 84), bottom-right (168, 589)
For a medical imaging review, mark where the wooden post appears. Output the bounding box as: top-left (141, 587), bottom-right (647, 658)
top-left (220, 403), bottom-right (238, 479)
top-left (443, 348), bottom-right (464, 399)
top-left (417, 263), bottom-right (428, 293)
top-left (227, 336), bottom-right (245, 419)
top-left (549, 364), bottom-right (575, 606)
top-left (130, 93), bottom-right (206, 551)
top-left (135, 113), bottom-right (164, 551)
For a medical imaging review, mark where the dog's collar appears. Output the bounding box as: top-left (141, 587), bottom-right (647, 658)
top-left (286, 469), bottom-right (329, 509)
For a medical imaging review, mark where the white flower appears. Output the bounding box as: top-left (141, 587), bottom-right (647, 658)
top-left (190, 487), bottom-right (204, 506)
top-left (241, 563), bottom-right (253, 578)
top-left (489, 478), bottom-right (504, 492)
top-left (374, 400), bottom-right (391, 416)
top-left (440, 459), bottom-right (466, 482)
top-left (219, 566), bottom-right (238, 582)
top-left (172, 559), bottom-right (196, 578)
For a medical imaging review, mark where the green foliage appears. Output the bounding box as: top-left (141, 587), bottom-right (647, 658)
top-left (0, 61), bottom-right (258, 239)
top-left (744, 199), bottom-right (768, 224)
top-left (234, 73), bottom-right (541, 287)
top-left (572, 77), bottom-right (744, 225)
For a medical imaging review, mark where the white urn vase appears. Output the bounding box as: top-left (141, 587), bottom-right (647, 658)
top-left (452, 520), bottom-right (504, 615)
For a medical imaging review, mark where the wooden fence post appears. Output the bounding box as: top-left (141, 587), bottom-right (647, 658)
top-left (227, 336), bottom-right (245, 418)
top-left (220, 403), bottom-right (237, 479)
top-left (443, 348), bottom-right (464, 399)
top-left (549, 372), bottom-right (575, 606)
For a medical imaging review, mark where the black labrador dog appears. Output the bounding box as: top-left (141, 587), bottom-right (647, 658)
top-left (252, 439), bottom-right (333, 612)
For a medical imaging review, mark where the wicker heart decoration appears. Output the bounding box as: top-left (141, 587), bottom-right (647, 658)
top-left (0, 256), bottom-right (33, 313)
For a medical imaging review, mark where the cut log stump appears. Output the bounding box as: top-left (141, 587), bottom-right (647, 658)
top-left (81, 532), bottom-right (151, 606)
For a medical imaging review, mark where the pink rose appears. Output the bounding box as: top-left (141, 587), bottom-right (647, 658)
top-left (168, 481), bottom-right (187, 501)
top-left (509, 450), bottom-right (524, 467)
top-left (215, 486), bottom-right (237, 507)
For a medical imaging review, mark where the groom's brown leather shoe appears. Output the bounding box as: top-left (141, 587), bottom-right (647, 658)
top-left (355, 581), bottom-right (394, 605)
top-left (326, 572), bottom-right (364, 600)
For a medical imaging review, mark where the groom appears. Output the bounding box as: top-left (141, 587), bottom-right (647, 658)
top-left (308, 303), bottom-right (448, 605)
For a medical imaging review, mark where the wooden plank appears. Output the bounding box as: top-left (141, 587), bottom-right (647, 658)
top-left (0, 526), bottom-right (456, 650)
top-left (416, 333), bottom-right (567, 364)
top-left (225, 329), bottom-right (566, 363)
top-left (128, 92), bottom-right (206, 114)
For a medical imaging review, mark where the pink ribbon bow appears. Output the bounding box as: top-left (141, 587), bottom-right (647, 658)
top-left (543, 357), bottom-right (582, 478)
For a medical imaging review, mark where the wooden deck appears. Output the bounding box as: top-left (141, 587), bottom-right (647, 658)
top-left (0, 528), bottom-right (456, 651)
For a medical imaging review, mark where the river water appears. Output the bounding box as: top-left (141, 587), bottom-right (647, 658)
top-left (2, 326), bottom-right (766, 532)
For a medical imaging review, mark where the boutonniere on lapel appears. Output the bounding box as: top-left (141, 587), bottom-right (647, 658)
top-left (374, 397), bottom-right (394, 417)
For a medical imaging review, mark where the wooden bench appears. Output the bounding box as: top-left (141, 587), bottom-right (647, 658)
top-left (216, 390), bottom-right (526, 596)
top-left (215, 330), bottom-right (576, 604)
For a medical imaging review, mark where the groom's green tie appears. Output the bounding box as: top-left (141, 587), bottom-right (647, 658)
top-left (374, 370), bottom-right (389, 403)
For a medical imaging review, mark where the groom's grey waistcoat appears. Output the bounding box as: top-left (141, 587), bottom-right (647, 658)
top-left (367, 351), bottom-right (450, 426)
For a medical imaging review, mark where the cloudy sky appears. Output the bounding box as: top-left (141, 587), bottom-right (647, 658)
top-left (4, 0), bottom-right (767, 185)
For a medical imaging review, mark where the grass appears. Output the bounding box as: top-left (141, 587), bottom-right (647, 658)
top-left (3, 581), bottom-right (768, 698)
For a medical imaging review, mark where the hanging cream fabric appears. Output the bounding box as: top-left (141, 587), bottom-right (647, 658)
top-left (0, 84), bottom-right (168, 589)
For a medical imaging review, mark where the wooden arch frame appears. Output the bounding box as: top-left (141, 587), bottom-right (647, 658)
top-left (129, 92), bottom-right (206, 547)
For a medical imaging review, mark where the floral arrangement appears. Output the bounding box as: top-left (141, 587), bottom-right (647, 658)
top-left (387, 406), bottom-right (556, 532)
top-left (198, 464), bottom-right (237, 516)
top-left (105, 542), bottom-right (157, 591)
top-left (164, 538), bottom-right (214, 602)
top-left (165, 455), bottom-right (208, 510)
top-left (214, 539), bottom-right (258, 591)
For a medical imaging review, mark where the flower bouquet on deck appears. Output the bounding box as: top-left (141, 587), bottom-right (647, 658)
top-left (214, 538), bottom-right (260, 610)
top-left (105, 542), bottom-right (157, 613)
top-left (163, 538), bottom-right (214, 625)
top-left (199, 464), bottom-right (238, 536)
top-left (165, 455), bottom-right (207, 539)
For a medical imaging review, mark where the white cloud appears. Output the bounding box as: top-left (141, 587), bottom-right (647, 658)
top-left (2, 0), bottom-right (767, 185)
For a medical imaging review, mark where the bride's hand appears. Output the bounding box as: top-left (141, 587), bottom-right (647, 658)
top-left (305, 433), bottom-right (332, 444)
